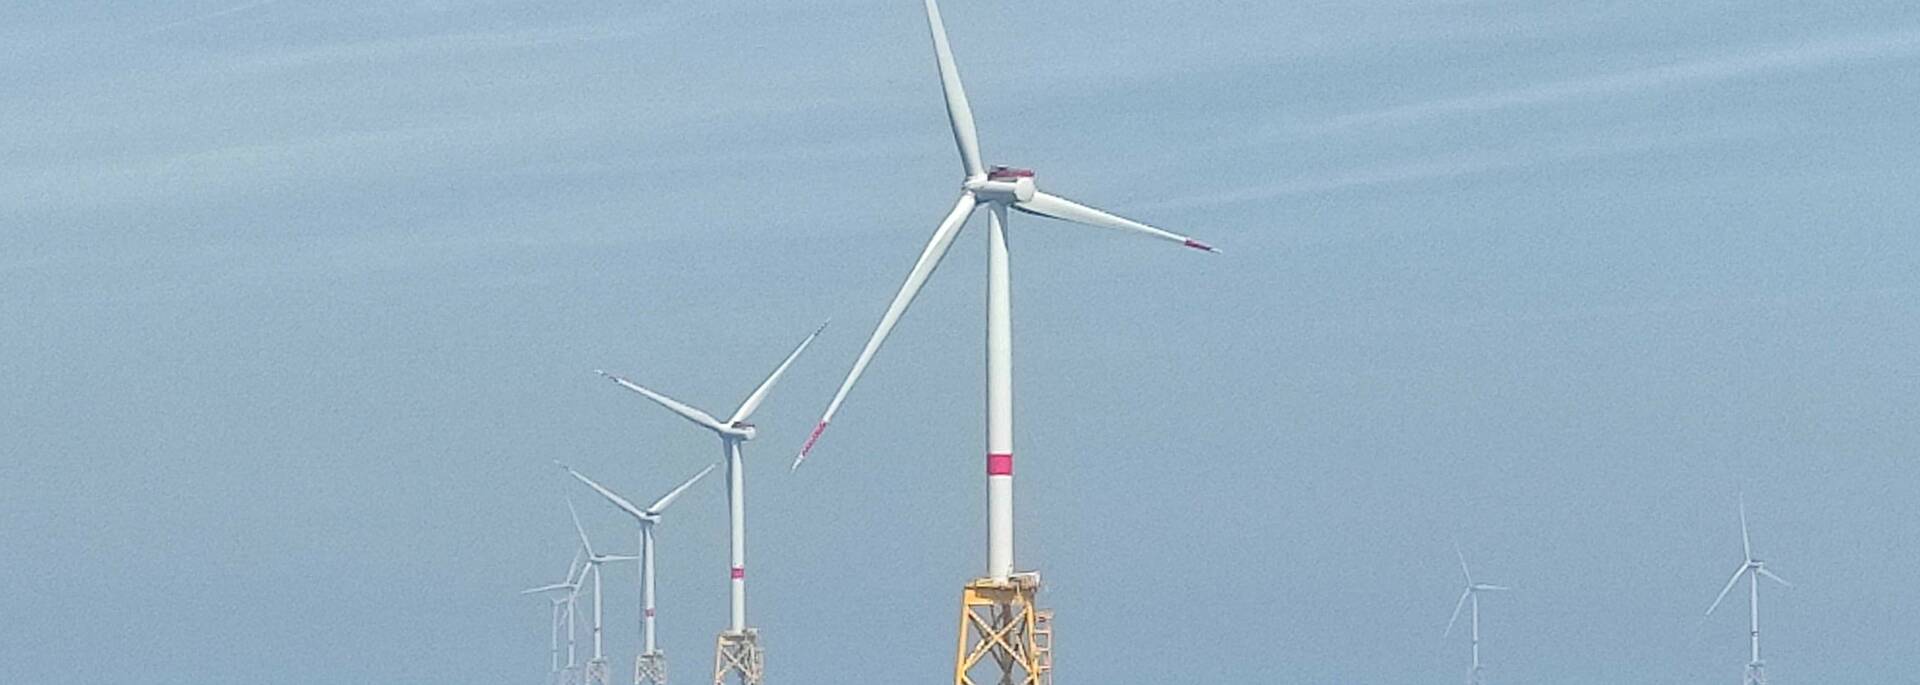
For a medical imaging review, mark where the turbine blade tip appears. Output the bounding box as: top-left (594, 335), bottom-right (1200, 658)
top-left (793, 421), bottom-right (829, 468)
top-left (1183, 238), bottom-right (1219, 253)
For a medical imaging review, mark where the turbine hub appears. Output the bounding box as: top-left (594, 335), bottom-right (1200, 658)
top-left (727, 421), bottom-right (758, 441)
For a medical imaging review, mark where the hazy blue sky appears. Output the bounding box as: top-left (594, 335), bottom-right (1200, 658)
top-left (4, 1), bottom-right (1917, 683)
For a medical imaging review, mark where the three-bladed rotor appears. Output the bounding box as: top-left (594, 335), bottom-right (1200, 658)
top-left (522, 547), bottom-right (587, 598)
top-left (559, 461), bottom-right (715, 526)
top-left (1444, 546), bottom-right (1511, 638)
top-left (567, 498), bottom-right (639, 565)
top-left (599, 321), bottom-right (826, 444)
top-left (794, 0), bottom-right (1220, 469)
top-left (1707, 496), bottom-right (1793, 617)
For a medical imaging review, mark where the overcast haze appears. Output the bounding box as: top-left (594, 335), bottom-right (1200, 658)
top-left (4, 1), bottom-right (1918, 683)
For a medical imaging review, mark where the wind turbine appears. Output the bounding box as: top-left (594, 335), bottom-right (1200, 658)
top-left (596, 322), bottom-right (824, 685)
top-left (1706, 495), bottom-right (1792, 685)
top-left (567, 499), bottom-right (639, 685)
top-left (560, 461), bottom-right (717, 685)
top-left (790, 1), bottom-right (1217, 682)
top-left (523, 550), bottom-right (585, 685)
top-left (1445, 546), bottom-right (1510, 685)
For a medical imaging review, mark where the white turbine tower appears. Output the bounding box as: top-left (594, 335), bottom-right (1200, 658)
top-left (1445, 546), bottom-right (1510, 685)
top-left (791, 1), bottom-right (1217, 682)
top-left (597, 322), bottom-right (824, 685)
top-left (560, 461), bottom-right (717, 685)
top-left (568, 499), bottom-right (640, 685)
top-left (524, 550), bottom-right (586, 685)
top-left (1706, 496), bottom-right (1792, 685)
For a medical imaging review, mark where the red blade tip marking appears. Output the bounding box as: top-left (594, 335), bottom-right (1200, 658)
top-left (1183, 238), bottom-right (1217, 253)
top-left (797, 421), bottom-right (828, 458)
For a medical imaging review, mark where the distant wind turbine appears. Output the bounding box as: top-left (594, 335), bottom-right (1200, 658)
top-left (523, 549), bottom-right (588, 685)
top-left (560, 461), bottom-right (715, 685)
top-left (522, 548), bottom-right (579, 679)
top-left (1706, 495), bottom-right (1792, 685)
top-left (597, 321), bottom-right (825, 684)
top-left (1445, 546), bottom-right (1510, 685)
top-left (567, 499), bottom-right (639, 685)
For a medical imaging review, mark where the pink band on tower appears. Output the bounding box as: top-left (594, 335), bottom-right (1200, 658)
top-left (987, 452), bottom-right (1013, 476)
top-left (730, 567), bottom-right (745, 580)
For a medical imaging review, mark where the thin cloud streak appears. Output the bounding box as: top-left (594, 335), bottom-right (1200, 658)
top-left (1320, 28), bottom-right (1920, 132)
top-left (144, 0), bottom-right (284, 35)
top-left (1139, 127), bottom-right (1765, 212)
top-left (213, 25), bottom-right (643, 76)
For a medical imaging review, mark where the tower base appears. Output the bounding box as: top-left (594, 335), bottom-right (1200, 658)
top-left (1745, 660), bottom-right (1768, 685)
top-left (712, 629), bottom-right (764, 685)
top-left (954, 572), bottom-right (1052, 685)
top-left (636, 650), bottom-right (667, 685)
top-left (587, 658), bottom-right (611, 685)
top-left (1468, 665), bottom-right (1484, 685)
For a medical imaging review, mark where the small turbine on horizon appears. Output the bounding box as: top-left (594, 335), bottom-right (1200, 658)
top-left (1706, 495), bottom-right (1792, 685)
top-left (567, 498), bottom-right (639, 685)
top-left (560, 461), bottom-right (716, 685)
top-left (1445, 546), bottom-right (1510, 685)
top-left (523, 548), bottom-right (588, 685)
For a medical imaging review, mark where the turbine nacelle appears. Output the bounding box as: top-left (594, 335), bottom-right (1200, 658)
top-left (725, 420), bottom-right (758, 441)
top-left (964, 166), bottom-right (1036, 204)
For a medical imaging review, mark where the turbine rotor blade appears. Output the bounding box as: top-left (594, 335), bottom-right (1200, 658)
top-left (1477, 584), bottom-right (1512, 591)
top-left (1014, 190), bottom-right (1219, 253)
top-left (568, 555), bottom-right (588, 588)
top-left (1739, 494), bottom-right (1753, 562)
top-left (647, 463), bottom-right (718, 516)
top-left (558, 462), bottom-right (651, 523)
top-left (597, 554), bottom-right (640, 562)
top-left (1455, 543), bottom-right (1473, 585)
top-left (566, 498), bottom-right (595, 559)
top-left (1757, 567), bottom-right (1793, 587)
top-left (923, 0), bottom-right (983, 178)
top-left (729, 321), bottom-right (829, 425)
top-left (794, 193), bottom-right (979, 468)
top-left (1706, 564), bottom-right (1746, 616)
top-left (597, 371), bottom-right (728, 434)
top-left (522, 583), bottom-right (572, 595)
top-left (1444, 588), bottom-right (1470, 638)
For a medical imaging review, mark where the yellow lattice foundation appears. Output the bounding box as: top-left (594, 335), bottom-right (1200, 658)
top-left (712, 630), bottom-right (763, 685)
top-left (954, 572), bottom-right (1052, 685)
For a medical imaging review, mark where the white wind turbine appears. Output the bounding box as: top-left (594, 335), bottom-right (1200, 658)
top-left (596, 322), bottom-right (824, 680)
top-left (567, 499), bottom-right (640, 685)
top-left (523, 550), bottom-right (585, 683)
top-left (1706, 496), bottom-right (1792, 685)
top-left (1445, 546), bottom-right (1510, 685)
top-left (792, 0), bottom-right (1219, 591)
top-left (560, 461), bottom-right (716, 685)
